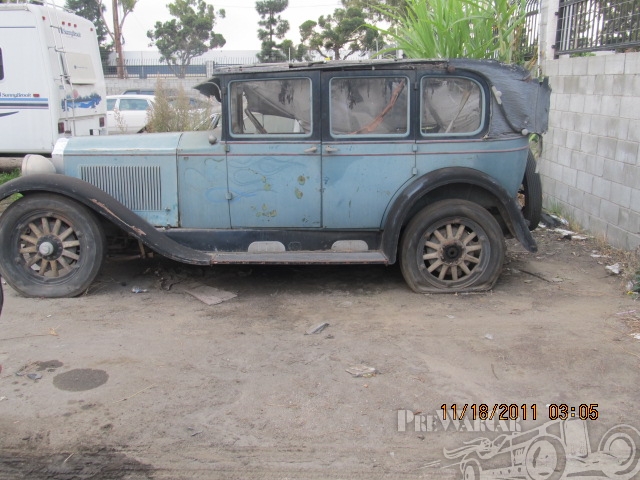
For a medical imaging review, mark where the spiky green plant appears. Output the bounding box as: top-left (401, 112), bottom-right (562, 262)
top-left (372, 0), bottom-right (528, 64)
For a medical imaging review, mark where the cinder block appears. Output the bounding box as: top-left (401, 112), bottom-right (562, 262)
top-left (584, 95), bottom-right (603, 115)
top-left (628, 233), bottom-right (640, 252)
top-left (562, 165), bottom-right (577, 186)
top-left (574, 114), bottom-right (591, 134)
top-left (597, 137), bottom-right (618, 159)
top-left (601, 96), bottom-right (621, 117)
top-left (566, 131), bottom-right (582, 150)
top-left (618, 209), bottom-right (640, 234)
top-left (560, 112), bottom-right (577, 131)
top-left (557, 147), bottom-right (572, 167)
top-left (572, 58), bottom-right (589, 76)
top-left (605, 54), bottom-right (626, 75)
top-left (583, 193), bottom-right (601, 216)
top-left (588, 56), bottom-right (607, 75)
top-left (569, 94), bottom-right (585, 113)
top-left (555, 93), bottom-right (570, 112)
top-left (622, 164), bottom-right (640, 188)
top-left (589, 216), bottom-right (609, 237)
top-left (624, 53), bottom-right (640, 74)
top-left (559, 59), bottom-right (573, 76)
top-left (615, 140), bottom-right (639, 165)
top-left (563, 76), bottom-right (580, 93)
top-left (631, 188), bottom-right (640, 212)
top-left (600, 199), bottom-right (621, 224)
top-left (576, 170), bottom-right (593, 193)
top-left (580, 134), bottom-right (598, 153)
top-left (568, 186), bottom-right (585, 207)
top-left (603, 159), bottom-right (626, 184)
top-left (592, 176), bottom-right (612, 199)
top-left (610, 184), bottom-right (632, 209)
top-left (554, 128), bottom-right (568, 147)
top-left (557, 181), bottom-right (570, 202)
top-left (627, 120), bottom-right (640, 143)
top-left (606, 224), bottom-right (630, 250)
top-left (549, 161), bottom-right (564, 182)
top-left (571, 150), bottom-right (587, 171)
top-left (620, 96), bottom-right (640, 120)
top-left (623, 75), bottom-right (640, 94)
top-left (586, 155), bottom-right (605, 176)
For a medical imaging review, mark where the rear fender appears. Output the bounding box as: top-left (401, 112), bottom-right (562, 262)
top-left (381, 167), bottom-right (537, 263)
top-left (0, 174), bottom-right (211, 265)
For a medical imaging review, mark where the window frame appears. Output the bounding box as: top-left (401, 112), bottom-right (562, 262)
top-left (226, 75), bottom-right (315, 140)
top-left (418, 74), bottom-right (488, 139)
top-left (0, 48), bottom-right (4, 81)
top-left (327, 74), bottom-right (412, 140)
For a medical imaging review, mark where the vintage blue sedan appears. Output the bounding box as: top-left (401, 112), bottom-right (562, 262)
top-left (0, 59), bottom-right (550, 297)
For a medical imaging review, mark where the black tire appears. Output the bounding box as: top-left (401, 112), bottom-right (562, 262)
top-left (525, 436), bottom-right (566, 480)
top-left (521, 149), bottom-right (542, 231)
top-left (400, 199), bottom-right (505, 293)
top-left (0, 194), bottom-right (105, 298)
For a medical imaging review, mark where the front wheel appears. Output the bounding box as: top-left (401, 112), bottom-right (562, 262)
top-left (0, 194), bottom-right (105, 298)
top-left (400, 199), bottom-right (505, 293)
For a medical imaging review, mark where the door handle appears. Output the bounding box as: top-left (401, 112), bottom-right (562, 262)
top-left (304, 146), bottom-right (318, 154)
top-left (325, 146), bottom-right (339, 153)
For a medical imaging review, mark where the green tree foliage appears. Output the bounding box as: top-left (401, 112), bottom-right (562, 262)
top-left (300, 6), bottom-right (381, 60)
top-left (341, 0), bottom-right (408, 23)
top-left (373, 0), bottom-right (528, 64)
top-left (255, 0), bottom-right (289, 62)
top-left (147, 0), bottom-right (226, 78)
top-left (64, 0), bottom-right (112, 62)
top-left (279, 39), bottom-right (312, 62)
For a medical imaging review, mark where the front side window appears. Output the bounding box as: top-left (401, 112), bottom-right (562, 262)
top-left (330, 76), bottom-right (409, 137)
top-left (229, 78), bottom-right (311, 136)
top-left (106, 98), bottom-right (116, 111)
top-left (421, 77), bottom-right (484, 136)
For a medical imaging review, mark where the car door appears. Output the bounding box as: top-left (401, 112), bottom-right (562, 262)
top-left (113, 97), bottom-right (152, 134)
top-left (225, 74), bottom-right (322, 228)
top-left (320, 70), bottom-right (417, 228)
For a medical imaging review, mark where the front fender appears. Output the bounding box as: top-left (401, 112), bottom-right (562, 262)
top-left (0, 174), bottom-right (211, 265)
top-left (381, 167), bottom-right (537, 263)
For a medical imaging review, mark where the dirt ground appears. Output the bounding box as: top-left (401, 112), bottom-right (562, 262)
top-left (0, 227), bottom-right (639, 479)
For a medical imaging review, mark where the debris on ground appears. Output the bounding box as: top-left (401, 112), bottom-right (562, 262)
top-left (627, 271), bottom-right (640, 296)
top-left (131, 287), bottom-right (148, 294)
top-left (484, 333), bottom-right (494, 340)
top-left (554, 228), bottom-right (588, 241)
top-left (346, 364), bottom-right (378, 378)
top-left (540, 212), bottom-right (568, 229)
top-left (185, 285), bottom-right (237, 305)
top-left (305, 322), bottom-right (330, 335)
top-left (26, 373), bottom-right (42, 381)
top-left (605, 263), bottom-right (623, 275)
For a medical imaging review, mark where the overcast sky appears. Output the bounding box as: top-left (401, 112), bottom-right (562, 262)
top-left (74, 0), bottom-right (346, 52)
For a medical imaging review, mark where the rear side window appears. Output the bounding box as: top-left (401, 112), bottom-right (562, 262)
top-left (330, 76), bottom-right (409, 137)
top-left (0, 48), bottom-right (4, 80)
top-left (118, 98), bottom-right (151, 111)
top-left (229, 78), bottom-right (312, 136)
top-left (421, 77), bottom-right (484, 136)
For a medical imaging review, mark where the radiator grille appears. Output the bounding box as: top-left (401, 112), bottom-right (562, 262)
top-left (80, 165), bottom-right (162, 211)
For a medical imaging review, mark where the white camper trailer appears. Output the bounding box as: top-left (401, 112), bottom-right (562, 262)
top-left (0, 1), bottom-right (106, 155)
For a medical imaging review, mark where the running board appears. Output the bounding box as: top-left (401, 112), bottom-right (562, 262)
top-left (209, 251), bottom-right (389, 265)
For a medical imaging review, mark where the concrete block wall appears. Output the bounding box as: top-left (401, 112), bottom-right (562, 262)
top-left (105, 76), bottom-right (207, 96)
top-left (539, 52), bottom-right (640, 251)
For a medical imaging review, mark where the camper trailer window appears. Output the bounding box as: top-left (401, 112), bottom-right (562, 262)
top-left (0, 48), bottom-right (4, 80)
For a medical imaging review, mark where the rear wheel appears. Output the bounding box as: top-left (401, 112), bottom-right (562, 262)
top-left (400, 199), bottom-right (505, 293)
top-left (0, 194), bottom-right (105, 298)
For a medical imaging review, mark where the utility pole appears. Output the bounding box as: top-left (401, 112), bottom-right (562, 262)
top-left (113, 0), bottom-right (125, 78)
